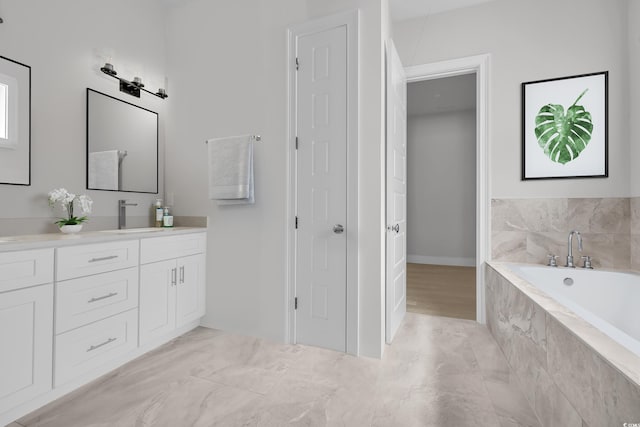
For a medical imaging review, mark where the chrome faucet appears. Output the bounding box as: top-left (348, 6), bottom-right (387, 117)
top-left (566, 230), bottom-right (583, 268)
top-left (118, 200), bottom-right (138, 229)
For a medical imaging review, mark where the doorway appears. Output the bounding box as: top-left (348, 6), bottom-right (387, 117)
top-left (385, 54), bottom-right (490, 339)
top-left (406, 74), bottom-right (477, 320)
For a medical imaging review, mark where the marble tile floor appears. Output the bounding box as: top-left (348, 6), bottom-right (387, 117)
top-left (15, 313), bottom-right (540, 427)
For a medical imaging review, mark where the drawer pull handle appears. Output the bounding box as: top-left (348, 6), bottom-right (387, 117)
top-left (87, 337), bottom-right (117, 352)
top-left (171, 268), bottom-right (177, 287)
top-left (88, 292), bottom-right (118, 304)
top-left (88, 255), bottom-right (119, 263)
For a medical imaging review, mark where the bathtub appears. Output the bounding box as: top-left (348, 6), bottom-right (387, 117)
top-left (506, 264), bottom-right (640, 357)
top-left (485, 262), bottom-right (640, 426)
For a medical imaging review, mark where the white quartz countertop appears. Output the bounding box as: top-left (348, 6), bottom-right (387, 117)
top-left (0, 227), bottom-right (207, 252)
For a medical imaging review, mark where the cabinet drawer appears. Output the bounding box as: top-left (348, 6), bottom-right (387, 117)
top-left (57, 240), bottom-right (139, 281)
top-left (54, 309), bottom-right (138, 387)
top-left (56, 267), bottom-right (139, 334)
top-left (140, 233), bottom-right (206, 264)
top-left (0, 248), bottom-right (54, 293)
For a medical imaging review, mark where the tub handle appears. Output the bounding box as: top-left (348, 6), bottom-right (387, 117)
top-left (546, 254), bottom-right (558, 267)
top-left (581, 256), bottom-right (593, 269)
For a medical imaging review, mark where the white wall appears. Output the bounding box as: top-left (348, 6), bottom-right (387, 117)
top-left (165, 0), bottom-right (387, 357)
top-left (0, 0), bottom-right (167, 233)
top-left (407, 110), bottom-right (476, 265)
top-left (629, 0), bottom-right (640, 197)
top-left (393, 0), bottom-right (629, 199)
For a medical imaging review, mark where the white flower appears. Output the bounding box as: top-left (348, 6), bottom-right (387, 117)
top-left (47, 188), bottom-right (93, 223)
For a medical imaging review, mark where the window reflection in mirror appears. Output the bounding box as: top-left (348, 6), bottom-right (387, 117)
top-left (86, 89), bottom-right (158, 193)
top-left (0, 83), bottom-right (7, 140)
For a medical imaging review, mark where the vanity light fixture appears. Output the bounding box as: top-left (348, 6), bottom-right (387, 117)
top-left (99, 62), bottom-right (168, 100)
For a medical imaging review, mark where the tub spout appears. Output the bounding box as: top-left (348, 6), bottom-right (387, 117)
top-left (566, 230), bottom-right (583, 268)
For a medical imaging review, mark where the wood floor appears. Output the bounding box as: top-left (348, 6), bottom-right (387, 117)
top-left (406, 263), bottom-right (476, 320)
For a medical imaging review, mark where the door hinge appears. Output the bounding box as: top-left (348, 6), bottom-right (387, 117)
top-left (295, 57), bottom-right (299, 70)
top-left (294, 297), bottom-right (298, 310)
top-left (295, 136), bottom-right (298, 149)
top-left (295, 216), bottom-right (298, 229)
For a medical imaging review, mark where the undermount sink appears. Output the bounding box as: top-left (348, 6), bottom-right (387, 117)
top-left (99, 227), bottom-right (167, 234)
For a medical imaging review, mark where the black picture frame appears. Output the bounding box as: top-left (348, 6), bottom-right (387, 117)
top-left (0, 55), bottom-right (31, 186)
top-left (521, 71), bottom-right (608, 180)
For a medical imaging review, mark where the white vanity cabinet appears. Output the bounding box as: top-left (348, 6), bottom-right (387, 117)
top-left (0, 249), bottom-right (54, 414)
top-left (54, 240), bottom-right (140, 387)
top-left (0, 228), bottom-right (206, 427)
top-left (139, 233), bottom-right (206, 346)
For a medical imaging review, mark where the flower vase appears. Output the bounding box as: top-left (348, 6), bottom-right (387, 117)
top-left (60, 224), bottom-right (83, 234)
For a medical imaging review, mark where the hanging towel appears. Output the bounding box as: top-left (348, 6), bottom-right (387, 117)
top-left (88, 150), bottom-right (119, 191)
top-left (207, 135), bottom-right (255, 205)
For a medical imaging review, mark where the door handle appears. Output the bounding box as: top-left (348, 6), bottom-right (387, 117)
top-left (179, 266), bottom-right (185, 284)
top-left (333, 224), bottom-right (344, 234)
top-left (387, 224), bottom-right (400, 233)
top-left (171, 268), bottom-right (177, 286)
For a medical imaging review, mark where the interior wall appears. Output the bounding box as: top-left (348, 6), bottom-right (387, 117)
top-left (407, 109), bottom-right (476, 266)
top-left (0, 0), bottom-right (167, 234)
top-left (629, 0), bottom-right (640, 197)
top-left (393, 0), bottom-right (629, 199)
top-left (165, 0), bottom-right (386, 357)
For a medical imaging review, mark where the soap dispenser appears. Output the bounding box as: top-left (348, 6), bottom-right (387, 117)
top-left (162, 206), bottom-right (174, 228)
top-left (154, 199), bottom-right (163, 227)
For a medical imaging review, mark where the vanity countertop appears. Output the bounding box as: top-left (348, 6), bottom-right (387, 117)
top-left (0, 227), bottom-right (207, 252)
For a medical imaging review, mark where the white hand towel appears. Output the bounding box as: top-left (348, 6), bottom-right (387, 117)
top-left (207, 136), bottom-right (255, 205)
top-left (88, 150), bottom-right (119, 191)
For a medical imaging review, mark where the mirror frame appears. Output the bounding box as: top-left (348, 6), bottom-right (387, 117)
top-left (0, 55), bottom-right (31, 186)
top-left (86, 88), bottom-right (159, 194)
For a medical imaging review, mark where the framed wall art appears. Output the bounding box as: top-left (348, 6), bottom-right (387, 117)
top-left (0, 55), bottom-right (31, 185)
top-left (521, 71), bottom-right (608, 180)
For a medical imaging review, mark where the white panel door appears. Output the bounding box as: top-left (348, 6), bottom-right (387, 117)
top-left (176, 253), bottom-right (206, 327)
top-left (139, 259), bottom-right (176, 346)
top-left (0, 283), bottom-right (53, 412)
top-left (295, 24), bottom-right (348, 352)
top-left (385, 41), bottom-right (407, 344)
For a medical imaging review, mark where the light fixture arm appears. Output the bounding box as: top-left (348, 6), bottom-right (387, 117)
top-left (100, 63), bottom-right (167, 100)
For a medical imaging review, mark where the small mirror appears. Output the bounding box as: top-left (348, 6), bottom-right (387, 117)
top-left (0, 55), bottom-right (31, 186)
top-left (87, 88), bottom-right (158, 193)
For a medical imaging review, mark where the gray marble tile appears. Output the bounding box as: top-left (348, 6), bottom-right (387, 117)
top-left (526, 232), bottom-right (566, 265)
top-left (16, 314), bottom-right (541, 427)
top-left (372, 372), bottom-right (502, 427)
top-left (631, 234), bottom-right (640, 270)
top-left (492, 230), bottom-right (528, 262)
top-left (484, 378), bottom-right (541, 427)
top-left (567, 198), bottom-right (630, 234)
top-left (547, 317), bottom-right (640, 427)
top-left (631, 197), bottom-right (640, 234)
top-left (492, 198), bottom-right (568, 233)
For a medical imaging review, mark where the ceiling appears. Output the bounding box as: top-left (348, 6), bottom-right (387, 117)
top-left (390, 0), bottom-right (498, 22)
top-left (407, 74), bottom-right (476, 117)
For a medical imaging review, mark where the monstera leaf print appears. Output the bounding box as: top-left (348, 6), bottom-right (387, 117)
top-left (534, 89), bottom-right (593, 165)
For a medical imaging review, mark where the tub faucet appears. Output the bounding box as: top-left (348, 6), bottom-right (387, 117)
top-left (566, 230), bottom-right (583, 268)
top-left (118, 199), bottom-right (138, 229)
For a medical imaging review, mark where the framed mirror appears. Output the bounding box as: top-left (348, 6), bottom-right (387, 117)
top-left (86, 88), bottom-right (158, 193)
top-left (0, 55), bottom-right (31, 186)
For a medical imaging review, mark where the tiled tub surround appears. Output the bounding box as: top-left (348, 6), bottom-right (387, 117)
top-left (492, 198), bottom-right (631, 269)
top-left (485, 262), bottom-right (640, 426)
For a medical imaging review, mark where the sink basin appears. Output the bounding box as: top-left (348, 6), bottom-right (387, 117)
top-left (99, 227), bottom-right (167, 234)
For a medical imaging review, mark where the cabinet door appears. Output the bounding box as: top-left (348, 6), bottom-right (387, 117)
top-left (139, 259), bottom-right (176, 346)
top-left (0, 284), bottom-right (53, 413)
top-left (176, 253), bottom-right (206, 327)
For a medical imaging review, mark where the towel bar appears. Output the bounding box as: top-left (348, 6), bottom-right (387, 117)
top-left (205, 134), bottom-right (261, 143)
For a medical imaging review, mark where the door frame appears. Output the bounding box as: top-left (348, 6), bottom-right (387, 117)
top-left (285, 10), bottom-right (360, 354)
top-left (403, 54), bottom-right (491, 323)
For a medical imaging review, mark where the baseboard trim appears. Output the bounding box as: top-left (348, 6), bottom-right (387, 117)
top-left (407, 255), bottom-right (476, 267)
